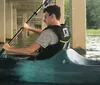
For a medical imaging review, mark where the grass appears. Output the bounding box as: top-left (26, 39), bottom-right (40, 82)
top-left (87, 29), bottom-right (100, 35)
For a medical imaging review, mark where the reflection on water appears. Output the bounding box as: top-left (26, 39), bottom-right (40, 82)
top-left (12, 33), bottom-right (39, 48)
top-left (86, 35), bottom-right (100, 59)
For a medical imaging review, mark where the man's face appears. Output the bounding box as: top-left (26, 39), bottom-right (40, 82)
top-left (43, 12), bottom-right (53, 26)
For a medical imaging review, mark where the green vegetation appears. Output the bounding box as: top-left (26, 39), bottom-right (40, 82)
top-left (87, 29), bottom-right (100, 34)
top-left (86, 0), bottom-right (100, 29)
top-left (64, 0), bottom-right (100, 29)
top-left (64, 0), bottom-right (70, 27)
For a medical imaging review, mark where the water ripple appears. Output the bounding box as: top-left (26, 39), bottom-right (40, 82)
top-left (86, 35), bottom-right (100, 59)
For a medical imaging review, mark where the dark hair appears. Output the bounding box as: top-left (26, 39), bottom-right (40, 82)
top-left (43, 5), bottom-right (61, 20)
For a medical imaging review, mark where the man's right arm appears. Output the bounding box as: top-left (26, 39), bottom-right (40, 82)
top-left (23, 23), bottom-right (42, 34)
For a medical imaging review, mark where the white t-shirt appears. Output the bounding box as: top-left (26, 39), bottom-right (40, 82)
top-left (36, 29), bottom-right (58, 48)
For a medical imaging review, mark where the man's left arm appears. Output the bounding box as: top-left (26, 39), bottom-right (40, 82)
top-left (3, 42), bottom-right (40, 55)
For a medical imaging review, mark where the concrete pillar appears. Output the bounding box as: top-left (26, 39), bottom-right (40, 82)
top-left (6, 2), bottom-right (13, 39)
top-left (13, 8), bottom-right (17, 35)
top-left (55, 0), bottom-right (64, 24)
top-left (70, 0), bottom-right (86, 53)
top-left (22, 13), bottom-right (28, 37)
top-left (0, 0), bottom-right (6, 43)
top-left (13, 8), bottom-right (17, 44)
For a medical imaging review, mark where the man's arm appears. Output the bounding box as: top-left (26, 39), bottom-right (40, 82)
top-left (23, 23), bottom-right (42, 34)
top-left (3, 42), bottom-right (40, 55)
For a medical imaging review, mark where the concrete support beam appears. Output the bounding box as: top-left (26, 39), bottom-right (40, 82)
top-left (13, 8), bottom-right (17, 35)
top-left (6, 2), bottom-right (13, 39)
top-left (55, 0), bottom-right (64, 24)
top-left (0, 0), bottom-right (6, 43)
top-left (12, 8), bottom-right (17, 44)
top-left (70, 0), bottom-right (86, 51)
top-left (22, 13), bottom-right (27, 24)
top-left (22, 13), bottom-right (28, 37)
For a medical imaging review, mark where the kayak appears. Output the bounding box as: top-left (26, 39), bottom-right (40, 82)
top-left (0, 48), bottom-right (100, 85)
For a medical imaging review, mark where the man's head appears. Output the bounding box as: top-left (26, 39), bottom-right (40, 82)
top-left (43, 5), bottom-right (61, 26)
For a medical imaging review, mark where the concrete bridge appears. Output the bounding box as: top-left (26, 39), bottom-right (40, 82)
top-left (0, 0), bottom-right (86, 53)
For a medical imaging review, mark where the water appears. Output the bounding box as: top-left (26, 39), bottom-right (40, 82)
top-left (12, 33), bottom-right (39, 48)
top-left (86, 35), bottom-right (100, 60)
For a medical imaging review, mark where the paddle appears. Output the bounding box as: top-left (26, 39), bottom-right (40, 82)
top-left (0, 0), bottom-right (51, 56)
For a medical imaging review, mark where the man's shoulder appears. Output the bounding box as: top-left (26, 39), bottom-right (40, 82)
top-left (43, 28), bottom-right (54, 33)
top-left (41, 28), bottom-right (58, 38)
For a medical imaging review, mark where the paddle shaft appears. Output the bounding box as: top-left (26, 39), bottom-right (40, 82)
top-left (0, 1), bottom-right (49, 55)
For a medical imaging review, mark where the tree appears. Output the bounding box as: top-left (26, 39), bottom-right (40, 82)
top-left (86, 0), bottom-right (100, 29)
top-left (64, 0), bottom-right (70, 28)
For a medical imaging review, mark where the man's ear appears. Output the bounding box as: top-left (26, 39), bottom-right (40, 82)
top-left (51, 14), bottom-right (56, 19)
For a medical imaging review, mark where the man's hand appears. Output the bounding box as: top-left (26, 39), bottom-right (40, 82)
top-left (23, 23), bottom-right (31, 30)
top-left (3, 43), bottom-right (11, 51)
top-left (23, 23), bottom-right (42, 33)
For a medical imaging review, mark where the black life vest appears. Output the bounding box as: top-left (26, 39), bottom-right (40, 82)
top-left (36, 24), bottom-right (70, 60)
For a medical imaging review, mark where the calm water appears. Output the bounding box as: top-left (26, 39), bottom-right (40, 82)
top-left (11, 33), bottom-right (39, 47)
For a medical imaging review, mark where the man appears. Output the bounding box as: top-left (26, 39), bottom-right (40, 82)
top-left (3, 5), bottom-right (70, 60)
